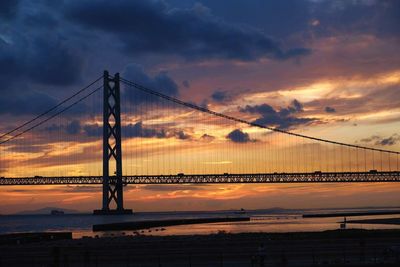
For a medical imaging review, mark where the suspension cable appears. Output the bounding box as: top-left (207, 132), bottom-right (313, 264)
top-left (120, 77), bottom-right (400, 155)
top-left (0, 76), bottom-right (103, 141)
top-left (0, 86), bottom-right (102, 145)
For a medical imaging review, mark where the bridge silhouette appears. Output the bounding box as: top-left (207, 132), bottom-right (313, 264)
top-left (0, 71), bottom-right (399, 214)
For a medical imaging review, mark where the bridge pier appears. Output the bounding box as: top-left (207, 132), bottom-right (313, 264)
top-left (94, 71), bottom-right (132, 215)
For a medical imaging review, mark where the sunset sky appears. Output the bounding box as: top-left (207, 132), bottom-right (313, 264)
top-left (0, 0), bottom-right (399, 214)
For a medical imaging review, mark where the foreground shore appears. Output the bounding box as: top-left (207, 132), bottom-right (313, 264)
top-left (93, 216), bottom-right (250, 231)
top-left (0, 229), bottom-right (399, 266)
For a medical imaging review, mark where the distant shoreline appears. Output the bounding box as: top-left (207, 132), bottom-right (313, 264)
top-left (303, 210), bottom-right (400, 218)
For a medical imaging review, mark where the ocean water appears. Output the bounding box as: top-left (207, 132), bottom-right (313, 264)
top-left (1, 208), bottom-right (400, 239)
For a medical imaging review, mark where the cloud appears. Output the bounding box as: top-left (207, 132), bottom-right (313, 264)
top-left (193, 0), bottom-right (311, 39)
top-left (211, 90), bottom-right (230, 103)
top-left (141, 184), bottom-right (206, 192)
top-left (200, 133), bottom-right (215, 142)
top-left (240, 100), bottom-right (315, 129)
top-left (306, 82), bottom-right (400, 118)
top-left (122, 64), bottom-right (179, 105)
top-left (123, 122), bottom-right (167, 138)
top-left (5, 144), bottom-right (52, 153)
top-left (0, 90), bottom-right (57, 116)
top-left (0, 0), bottom-right (19, 20)
top-left (45, 120), bottom-right (85, 136)
top-left (66, 0), bottom-right (311, 61)
top-left (178, 0), bottom-right (400, 41)
top-left (360, 134), bottom-right (400, 146)
top-left (325, 106), bottom-right (336, 113)
top-left (0, 35), bottom-right (84, 89)
top-left (22, 9), bottom-right (59, 30)
top-left (175, 130), bottom-right (191, 140)
top-left (182, 80), bottom-right (190, 88)
top-left (314, 0), bottom-right (400, 38)
top-left (25, 37), bottom-right (83, 86)
top-left (226, 129), bottom-right (254, 143)
top-left (83, 124), bottom-right (102, 137)
top-left (65, 120), bottom-right (81, 135)
top-left (379, 136), bottom-right (399, 146)
top-left (291, 99), bottom-right (303, 112)
top-left (0, 14), bottom-right (85, 116)
top-left (41, 119), bottom-right (193, 141)
top-left (81, 121), bottom-right (166, 138)
top-left (124, 122), bottom-right (192, 140)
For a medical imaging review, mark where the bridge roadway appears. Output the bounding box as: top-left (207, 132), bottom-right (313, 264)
top-left (0, 171), bottom-right (399, 185)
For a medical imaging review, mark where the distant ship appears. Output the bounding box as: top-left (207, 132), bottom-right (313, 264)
top-left (234, 208), bottom-right (246, 215)
top-left (50, 210), bottom-right (65, 215)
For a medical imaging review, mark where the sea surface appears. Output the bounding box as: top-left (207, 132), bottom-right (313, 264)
top-left (1, 207), bottom-right (400, 239)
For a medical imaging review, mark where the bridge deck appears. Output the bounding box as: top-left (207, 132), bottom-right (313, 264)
top-left (0, 172), bottom-right (399, 185)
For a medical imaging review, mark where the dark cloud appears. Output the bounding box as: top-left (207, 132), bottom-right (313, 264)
top-left (122, 64), bottom-right (179, 105)
top-left (0, 84), bottom-right (89, 117)
top-left (360, 134), bottom-right (400, 146)
top-left (82, 121), bottom-right (191, 140)
top-left (43, 124), bottom-right (58, 133)
top-left (175, 130), bottom-right (191, 140)
top-left (123, 122), bottom-right (167, 138)
top-left (23, 10), bottom-right (59, 29)
top-left (211, 90), bottom-right (230, 103)
top-left (66, 0), bottom-right (311, 61)
top-left (82, 122), bottom-right (164, 138)
top-left (240, 100), bottom-right (315, 129)
top-left (0, 90), bottom-right (57, 116)
top-left (182, 0), bottom-right (310, 39)
top-left (124, 122), bottom-right (192, 140)
top-left (26, 38), bottom-right (83, 86)
top-left (0, 0), bottom-right (19, 20)
top-left (43, 120), bottom-right (191, 141)
top-left (44, 120), bottom-right (85, 136)
top-left (83, 124), bottom-right (102, 137)
top-left (200, 133), bottom-right (215, 142)
top-left (169, 0), bottom-right (399, 39)
top-left (0, 18), bottom-right (84, 117)
top-left (65, 120), bottom-right (81, 135)
top-left (0, 36), bottom-right (83, 89)
top-left (199, 99), bottom-right (209, 109)
top-left (291, 99), bottom-right (303, 112)
top-left (182, 80), bottom-right (190, 88)
top-left (379, 136), bottom-right (399, 146)
top-left (325, 106), bottom-right (336, 113)
top-left (226, 129), bottom-right (253, 143)
top-left (314, 0), bottom-right (400, 38)
top-left (0, 0), bottom-right (87, 118)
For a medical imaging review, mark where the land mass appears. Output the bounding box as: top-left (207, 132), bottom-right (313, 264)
top-left (0, 229), bottom-right (399, 266)
top-left (303, 210), bottom-right (400, 218)
top-left (14, 207), bottom-right (80, 215)
top-left (346, 218), bottom-right (400, 225)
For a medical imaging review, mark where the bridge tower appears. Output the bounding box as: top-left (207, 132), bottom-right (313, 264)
top-left (94, 71), bottom-right (132, 215)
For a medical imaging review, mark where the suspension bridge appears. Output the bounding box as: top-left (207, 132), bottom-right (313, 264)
top-left (0, 71), bottom-right (399, 214)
